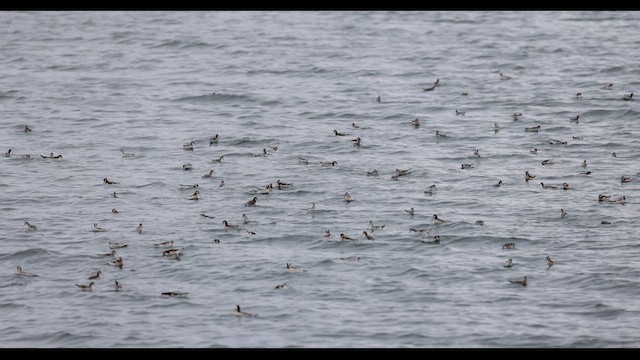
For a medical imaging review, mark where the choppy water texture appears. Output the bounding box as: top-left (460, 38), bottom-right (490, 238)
top-left (1, 11), bottom-right (640, 348)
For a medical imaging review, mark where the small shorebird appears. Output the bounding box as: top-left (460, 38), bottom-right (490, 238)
top-left (569, 114), bottom-right (580, 124)
top-left (432, 214), bottom-right (445, 224)
top-left (404, 207), bottom-right (415, 215)
top-left (103, 178), bottom-right (119, 185)
top-left (435, 130), bottom-right (447, 138)
top-left (235, 305), bottom-right (256, 317)
top-left (242, 213), bottom-right (250, 224)
top-left (202, 170), bottom-right (215, 179)
top-left (114, 281), bottom-right (123, 291)
top-left (222, 220), bottom-right (239, 229)
top-left (601, 83), bottom-right (613, 90)
top-left (502, 243), bottom-right (516, 250)
top-left (135, 223), bottom-right (143, 233)
top-left (411, 118), bottom-right (420, 127)
top-left (92, 223), bottom-right (110, 232)
top-left (112, 209), bottom-right (120, 214)
top-left (183, 141), bottom-right (195, 150)
top-left (245, 197), bottom-right (257, 206)
top-left (421, 235), bottom-right (440, 244)
top-left (16, 266), bottom-right (37, 277)
top-left (23, 221), bottom-right (37, 231)
top-left (321, 160), bottom-right (338, 167)
top-left (456, 110), bottom-right (465, 116)
top-left (362, 231), bottom-right (375, 240)
top-left (503, 259), bottom-right (513, 268)
top-left (187, 191), bottom-right (201, 200)
top-left (512, 113), bottom-right (523, 121)
top-left (182, 163), bottom-right (192, 171)
top-left (461, 163), bottom-right (474, 169)
top-left (525, 125), bottom-right (541, 132)
top-left (369, 221), bottom-right (385, 231)
top-left (155, 240), bottom-right (174, 248)
top-left (623, 92), bottom-right (634, 100)
top-left (75, 282), bottom-right (95, 291)
top-left (493, 180), bottom-right (503, 188)
top-left (109, 242), bottom-right (128, 249)
top-left (343, 192), bottom-right (354, 202)
top-left (162, 292), bottom-right (188, 298)
top-left (546, 256), bottom-right (556, 268)
top-left (120, 149), bottom-right (135, 157)
top-left (525, 171), bottom-right (535, 181)
top-left (286, 263), bottom-right (299, 273)
top-left (333, 130), bottom-right (347, 136)
top-left (340, 233), bottom-right (356, 241)
top-left (508, 276), bottom-right (527, 286)
top-left (209, 134), bottom-right (219, 145)
top-left (88, 271), bottom-right (102, 280)
top-left (561, 209), bottom-right (568, 218)
top-left (275, 283), bottom-right (287, 289)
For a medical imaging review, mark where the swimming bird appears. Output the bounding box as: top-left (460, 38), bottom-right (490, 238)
top-left (242, 213), bottom-right (250, 224)
top-left (473, 149), bottom-right (480, 158)
top-left (2, 149), bottom-right (11, 157)
top-left (601, 219), bottom-right (611, 225)
top-left (456, 110), bottom-right (465, 116)
top-left (219, 180), bottom-right (225, 187)
top-left (245, 196), bottom-right (257, 206)
top-left (367, 169), bottom-right (379, 176)
top-left (235, 305), bottom-right (256, 317)
top-left (155, 240), bottom-right (174, 248)
top-left (542, 159), bottom-right (554, 165)
top-left (275, 283), bottom-right (287, 289)
top-left (494, 123), bottom-right (501, 132)
top-left (183, 141), bottom-right (195, 150)
top-left (182, 163), bottom-right (192, 171)
top-left (135, 223), bottom-right (143, 233)
top-left (411, 118), bottom-right (420, 127)
top-left (209, 134), bottom-right (219, 145)
top-left (109, 242), bottom-right (127, 249)
top-left (376, 96), bottom-right (381, 102)
top-left (75, 282), bottom-right (95, 291)
top-left (92, 223), bottom-right (110, 232)
top-left (525, 171), bottom-right (536, 181)
top-left (246, 230), bottom-right (256, 235)
top-left (612, 152), bottom-right (618, 158)
top-left (562, 183), bottom-right (571, 190)
top-left (212, 155), bottom-right (224, 163)
top-left (362, 231), bottom-right (375, 240)
top-left (40, 152), bottom-right (63, 159)
top-left (601, 83), bottom-right (613, 90)
top-left (200, 213), bottom-right (215, 219)
top-left (304, 202), bottom-right (316, 212)
top-left (525, 125), bottom-right (541, 132)
top-left (549, 139), bottom-right (567, 145)
top-left (461, 163), bottom-right (474, 169)
top-left (423, 84), bottom-right (436, 92)
top-left (340, 233), bottom-right (356, 241)
top-left (320, 160), bottom-right (337, 167)
top-left (111, 208), bottom-right (120, 214)
top-left (369, 221), bottom-right (385, 231)
top-left (581, 171), bottom-right (592, 176)
top-left (120, 149), bottom-right (135, 157)
top-left (581, 160), bottom-right (587, 168)
top-left (212, 239), bottom-right (221, 244)
top-left (179, 184), bottom-right (199, 190)
top-left (222, 220), bottom-right (239, 229)
top-left (111, 191), bottom-right (118, 198)
top-left (352, 137), bottom-right (361, 147)
top-left (512, 113), bottom-right (523, 121)
top-left (541, 182), bottom-right (558, 190)
top-left (560, 208), bottom-right (568, 218)
top-left (432, 214), bottom-right (445, 224)
top-left (503, 259), bottom-right (513, 268)
top-left (286, 263), bottom-right (299, 273)
top-left (277, 180), bottom-right (293, 189)
top-left (202, 170), bottom-right (215, 179)
top-left (502, 243), bottom-right (516, 250)
top-left (96, 250), bottom-right (117, 257)
top-left (424, 184), bottom-right (437, 194)
top-left (403, 207), bottom-right (415, 215)
top-left (498, 72), bottom-right (512, 80)
top-left (333, 130), bottom-right (347, 136)
top-left (611, 195), bottom-right (626, 204)
top-left (569, 114), bottom-right (580, 124)
top-left (621, 176), bottom-right (631, 183)
top-left (88, 271), bottom-right (102, 280)
top-left (435, 130), bottom-right (447, 138)
top-left (573, 136), bottom-right (584, 140)
top-left (24, 125), bottom-right (32, 132)
top-left (103, 178), bottom-right (119, 185)
top-left (475, 220), bottom-right (484, 225)
top-left (623, 93), bottom-right (634, 100)
top-left (343, 192), bottom-right (354, 202)
top-left (341, 256), bottom-right (360, 261)
top-left (23, 221), bottom-right (37, 231)
top-left (493, 180), bottom-right (503, 188)
top-left (421, 235), bottom-right (440, 244)
top-left (530, 148), bottom-right (538, 155)
top-left (114, 281), bottom-right (123, 291)
top-left (16, 266), bottom-right (37, 277)
top-left (574, 92), bottom-right (582, 99)
top-left (163, 248), bottom-right (183, 260)
top-left (187, 191), bottom-right (201, 200)
top-left (323, 230), bottom-right (332, 238)
top-left (462, 92), bottom-right (469, 96)
top-left (298, 156), bottom-right (309, 164)
top-left (598, 194), bottom-right (610, 202)
top-left (508, 276), bottom-right (527, 286)
top-left (546, 256), bottom-right (556, 268)
top-left (162, 292), bottom-right (188, 298)
top-left (395, 168), bottom-right (412, 176)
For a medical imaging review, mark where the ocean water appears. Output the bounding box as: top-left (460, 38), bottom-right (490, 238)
top-left (1, 11), bottom-right (640, 348)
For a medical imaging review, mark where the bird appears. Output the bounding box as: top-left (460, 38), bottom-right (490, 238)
top-left (424, 184), bottom-right (437, 195)
top-left (286, 263), bottom-right (299, 273)
top-left (530, 148), bottom-right (538, 155)
top-left (598, 194), bottom-right (611, 202)
top-left (432, 214), bottom-right (445, 224)
top-left (92, 223), bottom-right (110, 232)
top-left (525, 171), bottom-right (536, 181)
top-left (179, 184), bottom-right (199, 189)
top-left (569, 114), bottom-right (580, 124)
top-left (343, 192), bottom-right (354, 202)
top-left (435, 130), bottom-right (447, 138)
top-left (541, 182), bottom-right (558, 190)
top-left (549, 139), bottom-right (567, 145)
top-left (235, 305), bottom-right (256, 317)
top-left (493, 180), bottom-right (503, 188)
top-left (403, 207), bottom-right (415, 215)
top-left (560, 209), bottom-right (568, 218)
top-left (395, 168), bottom-right (412, 176)
top-left (421, 235), bottom-right (440, 244)
top-left (494, 123), bottom-right (501, 132)
top-left (40, 152), bottom-right (63, 159)
top-left (411, 118), bottom-right (420, 127)
top-left (182, 163), bottom-right (192, 171)
top-left (525, 125), bottom-right (541, 132)
top-left (362, 231), bottom-right (375, 240)
top-left (16, 266), bottom-right (37, 277)
top-left (541, 159), bottom-right (554, 165)
top-left (2, 149), bottom-right (11, 157)
top-left (473, 149), bottom-right (480, 157)
top-left (323, 230), bottom-right (332, 238)
top-left (277, 179), bottom-right (293, 189)
top-left (376, 96), bottom-right (381, 102)
top-left (369, 221), bottom-right (385, 231)
top-left (351, 137), bottom-right (361, 147)
top-left (183, 141), bottom-right (195, 150)
top-left (162, 292), bottom-right (188, 298)
top-left (212, 239), bottom-right (221, 244)
top-left (219, 180), bottom-right (225, 187)
top-left (562, 183), bottom-right (571, 190)
top-left (163, 248), bottom-right (183, 260)
top-left (114, 281), bottom-right (123, 292)
top-left (108, 242), bottom-right (127, 249)
top-left (88, 271), bottom-right (102, 280)
top-left (245, 197), bottom-right (257, 206)
top-left (103, 178), bottom-right (119, 185)
top-left (111, 191), bottom-right (118, 198)
top-left (246, 230), bottom-right (256, 235)
top-left (200, 213), bottom-right (215, 219)
top-left (187, 191), bottom-right (201, 200)
top-left (512, 113), bottom-right (523, 121)
top-left (333, 130), bottom-right (347, 136)
top-left (503, 259), bottom-right (513, 268)
top-left (601, 83), bottom-right (613, 90)
top-left (275, 283), bottom-right (287, 289)
top-left (96, 250), bottom-right (118, 257)
top-left (623, 93), bottom-right (634, 100)
top-left (461, 163), bottom-right (474, 169)
top-left (209, 134), bottom-right (219, 145)
top-left (581, 160), bottom-right (588, 168)
top-left (23, 221), bottom-right (37, 231)
top-left (456, 110), bottom-right (466, 116)
top-left (546, 256), bottom-right (556, 268)
top-left (202, 170), bottom-right (215, 179)
top-left (242, 213), bottom-right (250, 224)
top-left (111, 208), bottom-right (120, 214)
top-left (24, 125), bottom-right (32, 132)
top-left (574, 92), bottom-right (582, 99)
top-left (612, 152), bottom-right (618, 158)
top-left (475, 220), bottom-right (484, 225)
top-left (499, 72), bottom-right (512, 80)
top-left (601, 219), bottom-right (611, 225)
top-left (120, 149), bottom-right (135, 157)
top-left (135, 223), bottom-right (143, 233)
top-left (222, 220), bottom-right (239, 229)
top-left (621, 176), bottom-right (631, 183)
top-left (304, 202), bottom-right (316, 212)
top-left (340, 233), bottom-right (356, 241)
top-left (502, 243), bottom-right (516, 250)
top-left (341, 256), bottom-right (360, 261)
top-left (508, 276), bottom-right (528, 286)
top-left (155, 240), bottom-right (174, 248)
top-left (461, 92), bottom-right (469, 96)
top-left (321, 161), bottom-right (338, 167)
top-left (75, 282), bottom-right (95, 291)
top-left (423, 84), bottom-right (436, 92)
top-left (212, 155), bottom-right (224, 163)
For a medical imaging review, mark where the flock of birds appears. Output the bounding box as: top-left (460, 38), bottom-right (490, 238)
top-left (7, 72), bottom-right (636, 319)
